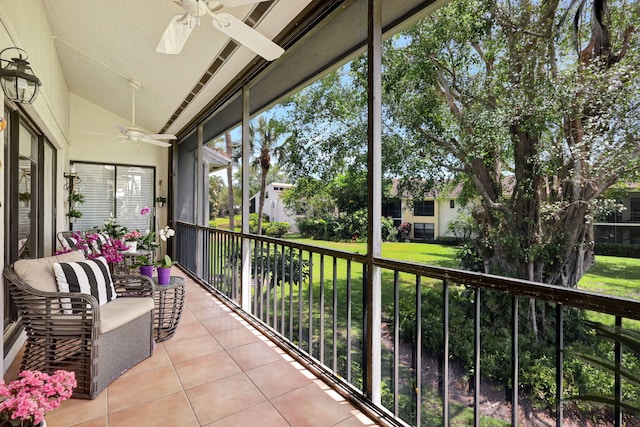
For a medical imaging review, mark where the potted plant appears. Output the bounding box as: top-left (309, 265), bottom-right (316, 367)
top-left (0, 369), bottom-right (76, 427)
top-left (97, 217), bottom-right (128, 240)
top-left (155, 196), bottom-right (167, 208)
top-left (156, 254), bottom-right (172, 285)
top-left (137, 230), bottom-right (159, 252)
top-left (133, 255), bottom-right (155, 279)
top-left (68, 192), bottom-right (84, 208)
top-left (122, 230), bottom-right (142, 252)
top-left (66, 209), bottom-right (82, 223)
top-left (19, 192), bottom-right (30, 208)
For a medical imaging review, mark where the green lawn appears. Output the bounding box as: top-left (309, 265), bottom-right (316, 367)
top-left (288, 237), bottom-right (640, 300)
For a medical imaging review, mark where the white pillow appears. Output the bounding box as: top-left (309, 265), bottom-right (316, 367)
top-left (53, 257), bottom-right (117, 314)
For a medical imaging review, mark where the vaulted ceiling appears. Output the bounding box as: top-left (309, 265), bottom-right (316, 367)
top-left (42, 0), bottom-right (313, 136)
top-left (42, 0), bottom-right (442, 140)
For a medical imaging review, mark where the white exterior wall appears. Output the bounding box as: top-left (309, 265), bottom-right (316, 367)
top-left (255, 183), bottom-right (299, 232)
top-left (437, 198), bottom-right (460, 237)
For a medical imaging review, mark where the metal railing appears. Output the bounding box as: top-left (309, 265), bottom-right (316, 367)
top-left (175, 221), bottom-right (640, 427)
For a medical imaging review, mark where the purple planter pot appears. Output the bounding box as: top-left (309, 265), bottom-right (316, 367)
top-left (157, 267), bottom-right (171, 285)
top-left (139, 265), bottom-right (154, 279)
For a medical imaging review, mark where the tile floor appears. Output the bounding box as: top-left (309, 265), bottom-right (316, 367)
top-left (5, 268), bottom-right (381, 427)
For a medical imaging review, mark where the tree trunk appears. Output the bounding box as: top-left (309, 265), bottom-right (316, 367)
top-left (225, 132), bottom-right (234, 230)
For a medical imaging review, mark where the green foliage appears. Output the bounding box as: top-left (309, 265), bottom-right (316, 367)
top-left (395, 285), bottom-right (599, 410)
top-left (594, 243), bottom-right (640, 259)
top-left (263, 222), bottom-right (290, 238)
top-left (159, 254), bottom-right (172, 268)
top-left (68, 192), bottom-right (84, 204)
top-left (137, 231), bottom-right (159, 251)
top-left (66, 209), bottom-right (82, 219)
top-left (252, 246), bottom-right (309, 287)
top-left (434, 236), bottom-right (465, 246)
top-left (249, 213), bottom-right (266, 234)
top-left (381, 217), bottom-right (398, 242)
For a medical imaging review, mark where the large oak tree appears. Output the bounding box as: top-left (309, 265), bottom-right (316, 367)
top-left (282, 0), bottom-right (639, 287)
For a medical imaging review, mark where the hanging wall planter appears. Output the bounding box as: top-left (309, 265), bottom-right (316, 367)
top-left (155, 196), bottom-right (166, 208)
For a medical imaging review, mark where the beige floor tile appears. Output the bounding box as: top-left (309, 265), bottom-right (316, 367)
top-left (69, 416), bottom-right (108, 427)
top-left (179, 308), bottom-right (200, 324)
top-left (204, 401), bottom-right (289, 427)
top-left (174, 351), bottom-right (243, 389)
top-left (108, 392), bottom-right (199, 427)
top-left (107, 364), bottom-right (182, 413)
top-left (121, 342), bottom-right (171, 377)
top-left (211, 324), bottom-right (264, 349)
top-left (170, 319), bottom-right (212, 342)
top-left (200, 314), bottom-right (246, 334)
top-left (245, 359), bottom-right (314, 399)
top-left (185, 296), bottom-right (221, 310)
top-left (227, 340), bottom-right (285, 371)
top-left (163, 335), bottom-right (223, 363)
top-left (271, 382), bottom-right (357, 427)
top-left (334, 412), bottom-right (380, 426)
top-left (14, 269), bottom-right (381, 427)
top-left (186, 372), bottom-right (266, 425)
top-left (45, 392), bottom-right (107, 427)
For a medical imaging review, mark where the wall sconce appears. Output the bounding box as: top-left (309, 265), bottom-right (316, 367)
top-left (0, 47), bottom-right (41, 104)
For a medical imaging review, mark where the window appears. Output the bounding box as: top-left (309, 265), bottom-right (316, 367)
top-left (450, 200), bottom-right (455, 209)
top-left (414, 223), bottom-right (434, 240)
top-left (414, 200), bottom-right (434, 216)
top-left (71, 162), bottom-right (155, 231)
top-left (382, 198), bottom-right (402, 219)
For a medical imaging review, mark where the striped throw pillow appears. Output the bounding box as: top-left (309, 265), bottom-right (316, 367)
top-left (53, 257), bottom-right (117, 314)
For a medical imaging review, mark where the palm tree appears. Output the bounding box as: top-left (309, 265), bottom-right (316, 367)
top-left (224, 131), bottom-right (235, 230)
top-left (249, 116), bottom-right (286, 235)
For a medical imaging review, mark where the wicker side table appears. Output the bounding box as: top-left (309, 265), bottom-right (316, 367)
top-left (151, 276), bottom-right (186, 342)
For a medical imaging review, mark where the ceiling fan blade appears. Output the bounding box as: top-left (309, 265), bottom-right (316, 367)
top-left (146, 133), bottom-right (177, 140)
top-left (115, 125), bottom-right (130, 136)
top-left (141, 137), bottom-right (172, 148)
top-left (211, 13), bottom-right (284, 61)
top-left (156, 14), bottom-right (195, 54)
top-left (218, 0), bottom-right (267, 6)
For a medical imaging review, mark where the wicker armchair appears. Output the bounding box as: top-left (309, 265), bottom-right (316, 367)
top-left (4, 251), bottom-right (155, 399)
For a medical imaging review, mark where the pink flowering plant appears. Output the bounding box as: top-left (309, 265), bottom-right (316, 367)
top-left (139, 206), bottom-right (151, 216)
top-left (0, 369), bottom-right (76, 426)
top-left (55, 232), bottom-right (126, 264)
top-left (123, 230), bottom-right (142, 242)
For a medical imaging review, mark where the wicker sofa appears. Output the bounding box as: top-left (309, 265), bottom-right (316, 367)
top-left (4, 250), bottom-right (155, 399)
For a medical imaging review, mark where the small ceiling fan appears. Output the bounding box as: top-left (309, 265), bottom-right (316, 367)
top-left (115, 79), bottom-right (176, 148)
top-left (156, 0), bottom-right (284, 61)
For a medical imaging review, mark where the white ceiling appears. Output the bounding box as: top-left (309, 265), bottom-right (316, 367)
top-left (42, 0), bottom-right (311, 136)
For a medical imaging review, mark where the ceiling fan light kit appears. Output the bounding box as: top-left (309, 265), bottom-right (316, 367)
top-left (156, 0), bottom-right (284, 60)
top-left (114, 79), bottom-right (176, 148)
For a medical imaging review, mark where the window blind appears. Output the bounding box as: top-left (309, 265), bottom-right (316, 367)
top-left (71, 162), bottom-right (154, 232)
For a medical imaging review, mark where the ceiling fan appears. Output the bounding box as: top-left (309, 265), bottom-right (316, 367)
top-left (115, 79), bottom-right (176, 148)
top-left (156, 0), bottom-right (284, 61)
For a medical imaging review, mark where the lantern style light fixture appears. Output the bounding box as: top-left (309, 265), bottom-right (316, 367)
top-left (0, 47), bottom-right (41, 104)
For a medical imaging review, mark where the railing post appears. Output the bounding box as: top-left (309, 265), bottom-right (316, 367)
top-left (240, 85), bottom-right (251, 311)
top-left (365, 0), bottom-right (382, 406)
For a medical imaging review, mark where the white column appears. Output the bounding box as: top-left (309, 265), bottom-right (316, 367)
top-left (366, 0), bottom-right (382, 405)
top-left (241, 85), bottom-right (252, 311)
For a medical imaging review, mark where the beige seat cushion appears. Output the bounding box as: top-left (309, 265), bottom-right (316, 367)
top-left (99, 297), bottom-right (154, 333)
top-left (13, 251), bottom-right (86, 293)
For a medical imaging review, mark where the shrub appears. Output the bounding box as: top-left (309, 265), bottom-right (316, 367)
top-left (594, 243), bottom-right (640, 258)
top-left (434, 236), bottom-right (466, 246)
top-left (264, 222), bottom-right (290, 238)
top-left (381, 217), bottom-right (398, 242)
